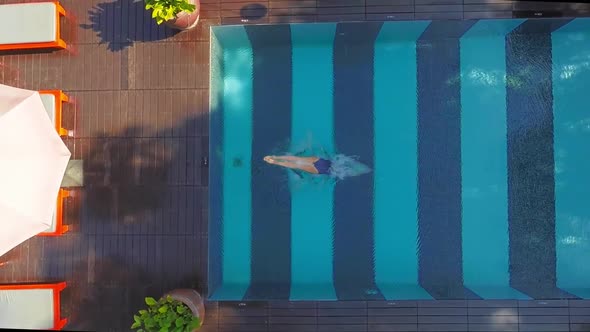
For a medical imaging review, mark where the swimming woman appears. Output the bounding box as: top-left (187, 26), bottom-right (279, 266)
top-left (263, 155), bottom-right (332, 175)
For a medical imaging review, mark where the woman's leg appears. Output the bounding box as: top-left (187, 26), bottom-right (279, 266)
top-left (298, 164), bottom-right (319, 174)
top-left (267, 159), bottom-right (319, 174)
top-left (271, 160), bottom-right (298, 168)
top-left (272, 155), bottom-right (319, 163)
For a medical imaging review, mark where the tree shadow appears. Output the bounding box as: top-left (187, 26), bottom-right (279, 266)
top-left (64, 258), bottom-right (152, 331)
top-left (80, 110), bottom-right (207, 225)
top-left (240, 3), bottom-right (268, 21)
top-left (65, 259), bottom-right (204, 330)
top-left (241, 2), bottom-right (317, 24)
top-left (513, 0), bottom-right (590, 18)
top-left (81, 0), bottom-right (179, 52)
top-left (59, 226), bottom-right (206, 328)
top-left (82, 126), bottom-right (176, 224)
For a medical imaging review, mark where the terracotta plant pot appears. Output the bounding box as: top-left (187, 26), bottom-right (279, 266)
top-left (165, 0), bottom-right (200, 31)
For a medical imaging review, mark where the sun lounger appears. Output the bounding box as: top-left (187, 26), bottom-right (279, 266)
top-left (39, 90), bottom-right (72, 137)
top-left (39, 188), bottom-right (69, 236)
top-left (35, 91), bottom-right (73, 236)
top-left (0, 282), bottom-right (67, 330)
top-left (0, 1), bottom-right (67, 51)
top-left (38, 161), bottom-right (83, 236)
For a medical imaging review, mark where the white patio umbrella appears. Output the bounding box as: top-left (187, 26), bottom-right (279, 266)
top-left (0, 84), bottom-right (71, 257)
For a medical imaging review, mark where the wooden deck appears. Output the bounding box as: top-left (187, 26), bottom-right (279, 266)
top-left (1, 0), bottom-right (590, 331)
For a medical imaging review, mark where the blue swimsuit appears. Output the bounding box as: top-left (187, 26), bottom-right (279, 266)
top-left (313, 158), bottom-right (332, 175)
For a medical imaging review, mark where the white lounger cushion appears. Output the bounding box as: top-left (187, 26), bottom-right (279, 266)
top-left (40, 93), bottom-right (56, 123)
top-left (39, 93), bottom-right (58, 233)
top-left (0, 3), bottom-right (57, 45)
top-left (46, 211), bottom-right (57, 233)
top-left (0, 289), bottom-right (54, 329)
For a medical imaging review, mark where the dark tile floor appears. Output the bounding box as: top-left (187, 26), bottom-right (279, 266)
top-left (1, 0), bottom-right (590, 331)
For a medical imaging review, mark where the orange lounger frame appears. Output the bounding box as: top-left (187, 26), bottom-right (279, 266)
top-left (0, 1), bottom-right (67, 51)
top-left (39, 89), bottom-right (70, 136)
top-left (0, 282), bottom-right (67, 330)
top-left (40, 188), bottom-right (69, 236)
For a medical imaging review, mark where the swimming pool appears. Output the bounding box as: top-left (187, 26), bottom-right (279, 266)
top-left (209, 18), bottom-right (590, 301)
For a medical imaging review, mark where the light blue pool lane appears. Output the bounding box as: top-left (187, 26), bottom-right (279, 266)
top-left (373, 21), bottom-right (432, 300)
top-left (460, 20), bottom-right (529, 299)
top-left (289, 23), bottom-right (337, 300)
top-left (211, 26), bottom-right (253, 300)
top-left (553, 19), bottom-right (590, 299)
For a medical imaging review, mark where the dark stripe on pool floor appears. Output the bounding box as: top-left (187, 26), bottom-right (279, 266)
top-left (244, 25), bottom-right (292, 300)
top-left (505, 19), bottom-right (574, 299)
top-left (416, 21), bottom-right (480, 300)
top-left (208, 38), bottom-right (224, 295)
top-left (333, 22), bottom-right (384, 301)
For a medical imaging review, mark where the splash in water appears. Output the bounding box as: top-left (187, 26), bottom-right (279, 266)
top-left (328, 154), bottom-right (372, 180)
top-left (284, 152), bottom-right (371, 181)
top-left (281, 134), bottom-right (371, 181)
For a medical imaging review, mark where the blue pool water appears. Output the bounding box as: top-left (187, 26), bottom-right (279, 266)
top-left (209, 18), bottom-right (590, 301)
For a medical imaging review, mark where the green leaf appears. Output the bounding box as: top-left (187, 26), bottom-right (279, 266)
top-left (145, 318), bottom-right (156, 328)
top-left (166, 295), bottom-right (173, 302)
top-left (175, 317), bottom-right (185, 327)
top-left (139, 310), bottom-right (148, 315)
top-left (188, 317), bottom-right (200, 330)
top-left (131, 322), bottom-right (141, 329)
top-left (159, 305), bottom-right (169, 314)
top-left (185, 4), bottom-right (196, 12)
top-left (134, 315), bottom-right (141, 323)
top-left (176, 306), bottom-right (186, 314)
top-left (145, 0), bottom-right (196, 23)
top-left (145, 297), bottom-right (158, 306)
top-left (165, 8), bottom-right (175, 20)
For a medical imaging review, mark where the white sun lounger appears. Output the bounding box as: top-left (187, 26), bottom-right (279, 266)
top-left (0, 282), bottom-right (67, 330)
top-left (38, 90), bottom-right (75, 236)
top-left (40, 161), bottom-right (84, 236)
top-left (39, 90), bottom-right (72, 137)
top-left (39, 188), bottom-right (70, 236)
top-left (0, 1), bottom-right (67, 51)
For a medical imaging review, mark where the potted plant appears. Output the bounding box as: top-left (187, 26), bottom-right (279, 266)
top-left (144, 0), bottom-right (200, 31)
top-left (131, 289), bottom-right (205, 332)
